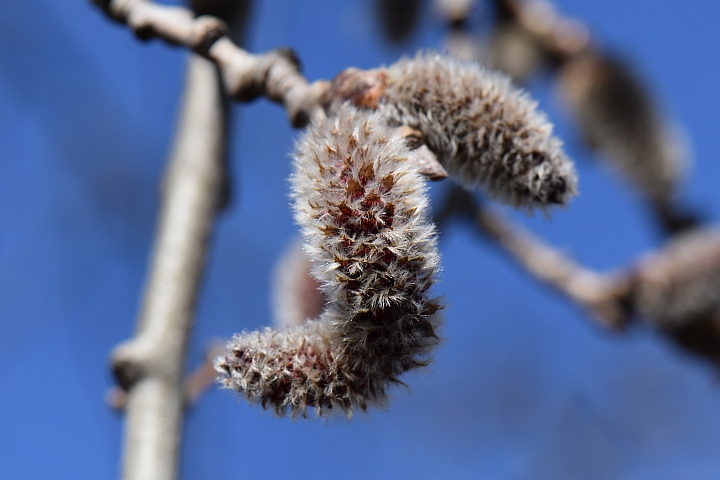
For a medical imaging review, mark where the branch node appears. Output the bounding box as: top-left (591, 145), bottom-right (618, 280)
top-left (190, 15), bottom-right (229, 55)
top-left (110, 338), bottom-right (153, 390)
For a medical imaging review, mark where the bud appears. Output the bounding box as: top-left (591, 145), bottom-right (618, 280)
top-left (216, 105), bottom-right (442, 418)
top-left (381, 53), bottom-right (577, 209)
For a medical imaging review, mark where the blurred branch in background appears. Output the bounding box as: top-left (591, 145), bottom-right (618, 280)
top-left (428, 0), bottom-right (720, 365)
top-left (437, 183), bottom-right (720, 368)
top-left (435, 185), bottom-right (632, 330)
top-left (106, 341), bottom-right (225, 412)
top-left (110, 51), bottom-right (227, 480)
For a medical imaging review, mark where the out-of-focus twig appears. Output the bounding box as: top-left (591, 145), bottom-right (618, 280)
top-left (109, 52), bottom-right (229, 480)
top-left (104, 1), bottom-right (255, 477)
top-left (183, 342), bottom-right (226, 407)
top-left (475, 205), bottom-right (630, 329)
top-left (493, 0), bottom-right (590, 61)
top-left (437, 184), bottom-right (720, 366)
top-left (435, 185), bottom-right (631, 329)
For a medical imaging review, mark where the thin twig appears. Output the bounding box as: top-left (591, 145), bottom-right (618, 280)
top-left (92, 0), bottom-right (326, 127)
top-left (436, 186), bottom-right (631, 329)
top-left (92, 0), bottom-right (453, 182)
top-left (183, 342), bottom-right (225, 408)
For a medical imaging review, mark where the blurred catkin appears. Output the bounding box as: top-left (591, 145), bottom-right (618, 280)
top-left (216, 105), bottom-right (442, 418)
top-left (629, 230), bottom-right (720, 362)
top-left (558, 53), bottom-right (686, 214)
top-left (375, 0), bottom-right (424, 44)
top-left (380, 53), bottom-right (577, 209)
top-left (631, 230), bottom-right (720, 328)
top-left (271, 237), bottom-right (325, 329)
top-left (485, 22), bottom-right (547, 83)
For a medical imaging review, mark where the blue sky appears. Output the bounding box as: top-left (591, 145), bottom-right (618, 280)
top-left (1, 1), bottom-right (720, 479)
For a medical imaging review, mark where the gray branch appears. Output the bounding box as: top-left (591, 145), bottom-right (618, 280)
top-left (110, 54), bottom-right (228, 480)
top-left (475, 206), bottom-right (630, 328)
top-left (436, 186), bottom-right (632, 329)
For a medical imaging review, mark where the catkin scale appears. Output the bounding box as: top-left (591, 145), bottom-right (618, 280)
top-left (216, 105), bottom-right (441, 418)
top-left (379, 53), bottom-right (577, 209)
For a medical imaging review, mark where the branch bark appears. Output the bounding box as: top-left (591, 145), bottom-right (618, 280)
top-left (92, 0), bottom-right (326, 127)
top-left (110, 53), bottom-right (228, 480)
top-left (436, 186), bottom-right (632, 329)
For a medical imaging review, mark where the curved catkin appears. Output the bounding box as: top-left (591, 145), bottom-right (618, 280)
top-left (380, 53), bottom-right (577, 209)
top-left (630, 230), bottom-right (720, 329)
top-left (216, 105), bottom-right (442, 418)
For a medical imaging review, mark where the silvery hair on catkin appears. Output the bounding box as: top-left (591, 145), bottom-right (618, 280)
top-left (380, 53), bottom-right (577, 209)
top-left (215, 105), bottom-right (442, 418)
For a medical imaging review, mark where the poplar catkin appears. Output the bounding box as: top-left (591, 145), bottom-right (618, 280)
top-left (216, 105), bottom-right (442, 418)
top-left (630, 230), bottom-right (720, 328)
top-left (380, 53), bottom-right (577, 209)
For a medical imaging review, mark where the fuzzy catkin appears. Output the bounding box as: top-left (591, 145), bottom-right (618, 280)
top-left (380, 53), bottom-right (577, 209)
top-left (216, 105), bottom-right (442, 418)
top-left (630, 229), bottom-right (720, 328)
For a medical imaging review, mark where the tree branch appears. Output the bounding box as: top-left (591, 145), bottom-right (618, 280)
top-left (110, 53), bottom-right (228, 480)
top-left (92, 0), bottom-right (326, 127)
top-left (436, 186), bottom-right (631, 329)
top-left (92, 0), bottom-right (455, 182)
